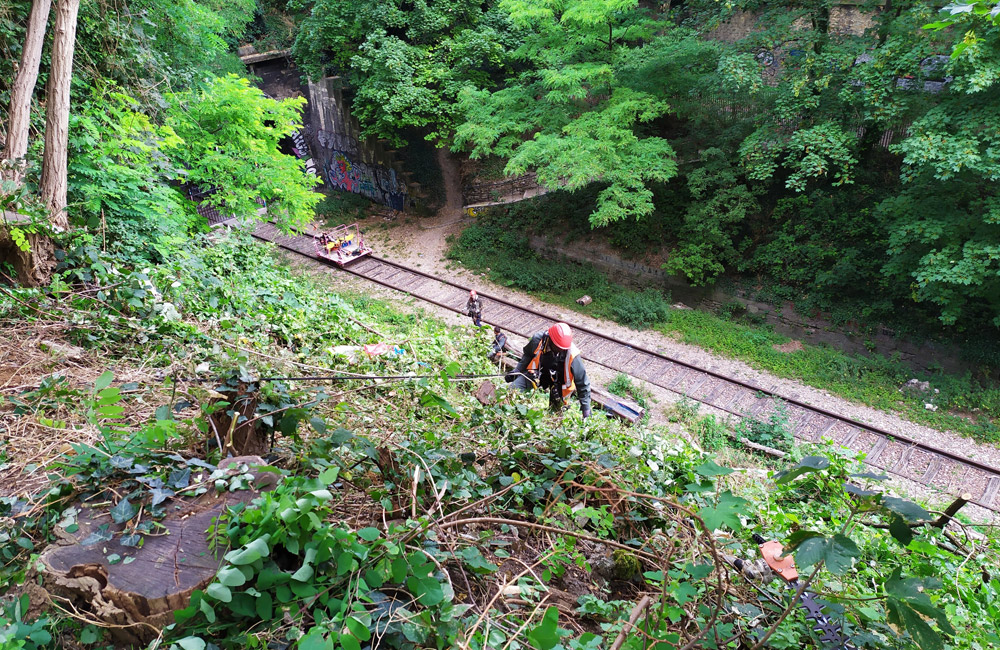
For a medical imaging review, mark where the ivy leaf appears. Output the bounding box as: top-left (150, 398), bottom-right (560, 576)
top-left (81, 524), bottom-right (113, 546)
top-left (150, 488), bottom-right (174, 506)
top-left (168, 467), bottom-right (191, 489)
top-left (774, 455), bottom-right (830, 484)
top-left (406, 575), bottom-right (444, 606)
top-left (698, 491), bottom-right (750, 532)
top-left (110, 498), bottom-right (138, 524)
top-left (527, 606), bottom-right (562, 650)
top-left (119, 533), bottom-right (142, 547)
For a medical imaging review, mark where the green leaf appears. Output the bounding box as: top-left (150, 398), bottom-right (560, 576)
top-left (309, 416), bottom-right (327, 435)
top-left (338, 632), bottom-right (361, 650)
top-left (694, 460), bottom-right (733, 477)
top-left (217, 566), bottom-right (247, 587)
top-left (794, 534), bottom-right (859, 574)
top-left (883, 497), bottom-right (931, 523)
top-left (889, 514), bottom-right (913, 547)
top-left (256, 591), bottom-right (273, 619)
top-left (95, 371), bottom-right (114, 391)
top-left (775, 455), bottom-right (830, 484)
top-left (174, 637), bottom-right (206, 650)
top-left (329, 428), bottom-right (354, 446)
top-left (319, 466), bottom-right (340, 485)
top-left (79, 625), bottom-right (100, 644)
top-left (206, 582), bottom-right (232, 603)
top-left (460, 546), bottom-right (499, 575)
top-left (298, 628), bottom-right (332, 650)
top-left (110, 498), bottom-right (138, 524)
top-left (406, 575), bottom-right (445, 606)
top-left (357, 527), bottom-right (381, 542)
top-left (345, 616), bottom-right (372, 642)
top-left (698, 491), bottom-right (750, 531)
top-left (785, 529), bottom-right (823, 550)
top-left (198, 597), bottom-right (216, 623)
top-left (527, 606), bottom-right (562, 650)
top-left (225, 535), bottom-right (271, 565)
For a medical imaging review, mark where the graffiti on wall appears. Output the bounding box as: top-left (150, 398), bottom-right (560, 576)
top-left (325, 151), bottom-right (407, 211)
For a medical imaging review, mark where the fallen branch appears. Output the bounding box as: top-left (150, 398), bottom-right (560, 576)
top-left (609, 595), bottom-right (652, 650)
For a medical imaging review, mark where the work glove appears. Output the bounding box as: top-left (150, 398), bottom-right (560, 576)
top-left (504, 372), bottom-right (517, 383)
top-left (581, 405), bottom-right (592, 420)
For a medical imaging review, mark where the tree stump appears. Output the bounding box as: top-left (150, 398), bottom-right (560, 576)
top-left (35, 457), bottom-right (275, 645)
top-left (208, 383), bottom-right (268, 456)
top-left (0, 211), bottom-right (55, 286)
top-left (475, 379), bottom-right (496, 405)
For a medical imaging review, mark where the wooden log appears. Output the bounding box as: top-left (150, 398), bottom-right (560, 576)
top-left (36, 457), bottom-right (275, 645)
top-left (932, 493), bottom-right (971, 529)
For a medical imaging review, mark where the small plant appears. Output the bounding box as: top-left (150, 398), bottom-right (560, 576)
top-left (737, 400), bottom-right (793, 452)
top-left (669, 396), bottom-right (701, 423)
top-left (697, 414), bottom-right (729, 451)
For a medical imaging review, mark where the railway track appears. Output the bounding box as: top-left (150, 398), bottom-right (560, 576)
top-left (252, 222), bottom-right (1000, 512)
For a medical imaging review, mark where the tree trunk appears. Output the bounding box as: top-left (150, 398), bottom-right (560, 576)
top-left (39, 0), bottom-right (80, 232)
top-left (1, 0), bottom-right (52, 185)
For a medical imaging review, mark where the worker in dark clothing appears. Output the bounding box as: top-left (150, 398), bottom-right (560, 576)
top-left (489, 326), bottom-right (507, 362)
top-left (466, 290), bottom-right (483, 327)
top-left (506, 322), bottom-right (592, 418)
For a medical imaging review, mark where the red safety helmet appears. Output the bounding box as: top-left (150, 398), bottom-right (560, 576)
top-left (548, 322), bottom-right (573, 349)
top-left (470, 290), bottom-right (477, 299)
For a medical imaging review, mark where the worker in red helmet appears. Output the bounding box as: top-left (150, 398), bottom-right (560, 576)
top-left (506, 322), bottom-right (592, 418)
top-left (466, 289), bottom-right (483, 327)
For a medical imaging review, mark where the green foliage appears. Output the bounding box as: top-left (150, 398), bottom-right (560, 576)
top-left (67, 89), bottom-right (187, 261)
top-left (662, 148), bottom-right (759, 285)
top-left (449, 209), bottom-right (673, 329)
top-left (455, 15), bottom-right (718, 224)
top-left (164, 75), bottom-right (321, 229)
top-left (736, 401), bottom-right (793, 452)
top-left (291, 0), bottom-right (519, 145)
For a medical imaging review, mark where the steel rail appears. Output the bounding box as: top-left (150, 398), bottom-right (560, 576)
top-left (251, 223), bottom-right (1000, 511)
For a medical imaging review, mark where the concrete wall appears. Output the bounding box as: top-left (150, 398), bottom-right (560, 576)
top-left (306, 77), bottom-right (409, 211)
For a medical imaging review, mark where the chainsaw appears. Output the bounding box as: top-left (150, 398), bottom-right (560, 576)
top-left (732, 533), bottom-right (856, 650)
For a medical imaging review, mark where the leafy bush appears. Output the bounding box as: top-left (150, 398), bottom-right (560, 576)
top-left (606, 288), bottom-right (671, 329)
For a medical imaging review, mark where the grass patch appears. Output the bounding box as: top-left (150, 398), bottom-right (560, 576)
top-left (315, 190), bottom-right (373, 227)
top-left (448, 211), bottom-right (672, 329)
top-left (660, 309), bottom-right (1000, 441)
top-left (449, 211), bottom-right (1000, 443)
